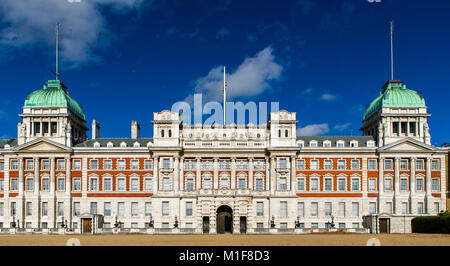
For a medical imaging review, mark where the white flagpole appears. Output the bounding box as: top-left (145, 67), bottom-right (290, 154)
top-left (223, 66), bottom-right (226, 126)
top-left (390, 21), bottom-right (394, 81)
top-left (56, 22), bottom-right (60, 80)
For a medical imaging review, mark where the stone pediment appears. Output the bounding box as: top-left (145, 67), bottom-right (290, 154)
top-left (378, 138), bottom-right (435, 153)
top-left (14, 138), bottom-right (71, 153)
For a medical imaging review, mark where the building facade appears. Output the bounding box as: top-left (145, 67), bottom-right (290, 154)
top-left (0, 79), bottom-right (447, 234)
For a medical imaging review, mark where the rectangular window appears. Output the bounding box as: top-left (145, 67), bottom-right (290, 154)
top-left (338, 178), bottom-right (346, 191)
top-left (57, 160), bottom-right (65, 170)
top-left (118, 160), bottom-right (126, 170)
top-left (297, 160), bottom-right (305, 170)
top-left (400, 160), bottom-right (408, 170)
top-left (434, 202), bottom-right (440, 214)
top-left (297, 178), bottom-right (305, 191)
top-left (338, 223), bottom-right (345, 229)
top-left (186, 202), bottom-right (193, 216)
top-left (131, 160), bottom-right (139, 170)
top-left (73, 160), bottom-right (81, 170)
top-left (90, 160), bottom-right (98, 170)
top-left (238, 178), bottom-right (246, 189)
top-left (104, 160), bottom-right (112, 170)
top-left (280, 223), bottom-right (288, 229)
top-left (431, 179), bottom-right (439, 191)
top-left (26, 160), bottom-right (34, 170)
top-left (203, 178), bottom-right (212, 189)
top-left (57, 202), bottom-right (64, 216)
top-left (162, 223), bottom-right (169, 228)
top-left (400, 178), bottom-right (408, 191)
top-left (416, 160), bottom-right (424, 170)
top-left (310, 160), bottom-right (318, 170)
top-left (368, 178), bottom-right (377, 191)
top-left (351, 160), bottom-right (360, 170)
top-left (41, 202), bottom-right (48, 216)
top-left (11, 178), bottom-right (18, 191)
top-left (384, 178), bottom-right (392, 191)
top-left (0, 161), bottom-right (4, 171)
top-left (280, 201), bottom-right (287, 217)
top-left (163, 158), bottom-right (171, 169)
top-left (103, 178), bottom-right (112, 191)
top-left (279, 177), bottom-right (287, 190)
top-left (73, 178), bottom-right (81, 191)
top-left (255, 178), bottom-right (263, 191)
top-left (118, 202), bottom-right (125, 217)
top-left (10, 202), bottom-right (16, 216)
top-left (10, 160), bottom-right (18, 170)
top-left (131, 178), bottom-right (139, 191)
top-left (386, 202), bottom-right (392, 214)
top-left (220, 177), bottom-right (229, 189)
top-left (401, 202), bottom-right (408, 214)
top-left (26, 178), bottom-right (34, 191)
top-left (117, 178), bottom-right (126, 191)
top-left (417, 202), bottom-right (424, 214)
top-left (369, 202), bottom-right (376, 214)
top-left (368, 160), bottom-right (377, 170)
top-left (352, 202), bottom-right (359, 217)
top-left (104, 202), bottom-right (111, 216)
top-left (279, 158), bottom-right (287, 168)
top-left (297, 202), bottom-right (304, 217)
top-left (90, 178), bottom-right (98, 191)
top-left (384, 159), bottom-right (393, 170)
top-left (0, 203), bottom-right (3, 216)
top-left (131, 202), bottom-right (138, 217)
top-left (310, 178), bottom-right (318, 191)
top-left (338, 202), bottom-right (345, 217)
top-left (145, 202), bottom-right (152, 216)
top-left (74, 202), bottom-right (80, 216)
top-left (324, 160), bottom-right (332, 170)
top-left (311, 223), bottom-right (318, 228)
top-left (392, 122), bottom-right (399, 134)
top-left (57, 178), bottom-right (65, 191)
top-left (186, 178), bottom-right (194, 191)
top-left (257, 202), bottom-right (264, 217)
top-left (256, 223), bottom-right (264, 229)
top-left (351, 178), bottom-right (360, 191)
top-left (352, 223), bottom-right (360, 229)
top-left (162, 201), bottom-right (169, 216)
top-left (144, 178), bottom-right (152, 191)
top-left (337, 160), bottom-right (345, 170)
top-left (26, 202), bottom-right (32, 216)
top-left (325, 202), bottom-right (332, 217)
top-left (41, 178), bottom-right (49, 191)
top-left (90, 202), bottom-right (97, 215)
top-left (0, 179), bottom-right (3, 192)
top-left (144, 160), bottom-right (153, 170)
top-left (311, 202), bottom-right (318, 217)
top-left (163, 177), bottom-right (171, 190)
top-left (324, 178), bottom-right (332, 191)
top-left (431, 160), bottom-right (439, 170)
top-left (416, 178), bottom-right (424, 191)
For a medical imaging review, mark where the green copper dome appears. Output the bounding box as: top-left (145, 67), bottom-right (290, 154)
top-left (24, 80), bottom-right (85, 120)
top-left (363, 80), bottom-right (426, 120)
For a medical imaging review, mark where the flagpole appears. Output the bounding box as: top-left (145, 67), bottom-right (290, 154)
top-left (390, 21), bottom-right (394, 81)
top-left (223, 66), bottom-right (226, 126)
top-left (56, 22), bottom-right (60, 80)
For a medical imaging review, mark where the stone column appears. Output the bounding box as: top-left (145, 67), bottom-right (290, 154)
top-left (174, 156), bottom-right (179, 193)
top-left (50, 157), bottom-right (56, 228)
top-left (270, 156), bottom-right (276, 194)
top-left (231, 157), bottom-right (236, 190)
top-left (66, 157), bottom-right (72, 226)
top-left (18, 157), bottom-right (24, 228)
top-left (213, 157), bottom-right (219, 190)
top-left (410, 157), bottom-right (416, 213)
top-left (34, 158), bottom-right (40, 228)
top-left (179, 157), bottom-right (184, 191)
top-left (265, 157), bottom-right (270, 191)
top-left (425, 157), bottom-right (432, 213)
top-left (394, 157), bottom-right (400, 214)
top-left (153, 156), bottom-right (159, 194)
top-left (196, 157), bottom-right (201, 191)
top-left (378, 157), bottom-right (384, 213)
top-left (248, 157), bottom-right (253, 190)
top-left (290, 156), bottom-right (295, 193)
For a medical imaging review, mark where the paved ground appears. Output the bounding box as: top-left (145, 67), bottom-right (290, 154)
top-left (0, 233), bottom-right (449, 246)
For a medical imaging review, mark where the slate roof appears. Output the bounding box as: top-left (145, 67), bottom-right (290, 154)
top-left (296, 136), bottom-right (374, 147)
top-left (74, 138), bottom-right (153, 147)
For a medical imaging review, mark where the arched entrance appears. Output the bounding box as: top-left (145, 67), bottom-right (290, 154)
top-left (216, 205), bottom-right (233, 234)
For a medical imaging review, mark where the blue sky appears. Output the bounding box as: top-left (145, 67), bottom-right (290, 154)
top-left (0, 0), bottom-right (449, 145)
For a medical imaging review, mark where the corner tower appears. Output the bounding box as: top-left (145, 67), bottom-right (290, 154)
top-left (17, 79), bottom-right (88, 147)
top-left (361, 80), bottom-right (430, 146)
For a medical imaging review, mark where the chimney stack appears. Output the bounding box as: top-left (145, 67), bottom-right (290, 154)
top-left (131, 120), bottom-right (140, 139)
top-left (92, 120), bottom-right (100, 140)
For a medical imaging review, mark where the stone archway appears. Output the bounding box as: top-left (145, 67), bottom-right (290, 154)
top-left (216, 205), bottom-right (233, 234)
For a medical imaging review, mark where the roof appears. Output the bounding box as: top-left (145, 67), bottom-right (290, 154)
top-left (24, 80), bottom-right (85, 120)
top-left (75, 138), bottom-right (153, 147)
top-left (296, 136), bottom-right (374, 147)
top-left (363, 80), bottom-right (426, 120)
top-left (0, 139), bottom-right (17, 149)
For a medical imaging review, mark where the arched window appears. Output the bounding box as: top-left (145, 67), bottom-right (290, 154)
top-left (285, 130), bottom-right (288, 137)
top-left (161, 130), bottom-right (164, 137)
top-left (168, 130), bottom-right (172, 138)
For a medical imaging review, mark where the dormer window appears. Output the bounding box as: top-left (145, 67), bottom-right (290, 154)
top-left (107, 142), bottom-right (114, 148)
top-left (297, 141), bottom-right (304, 147)
top-left (120, 142), bottom-right (127, 148)
top-left (309, 140), bottom-right (318, 147)
top-left (367, 140), bottom-right (375, 147)
top-left (350, 141), bottom-right (358, 147)
top-left (93, 142), bottom-right (100, 148)
top-left (133, 142), bottom-right (140, 148)
top-left (336, 140), bottom-right (345, 147)
top-left (323, 140), bottom-right (331, 147)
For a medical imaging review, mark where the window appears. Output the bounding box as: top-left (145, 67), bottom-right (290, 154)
top-left (323, 141), bottom-right (331, 147)
top-left (384, 178), bottom-right (392, 191)
top-left (73, 178), bottom-right (81, 191)
top-left (10, 160), bottom-right (18, 170)
top-left (118, 160), bottom-right (126, 170)
top-left (26, 160), bottom-right (34, 170)
top-left (131, 178), bottom-right (139, 191)
top-left (90, 178), bottom-right (98, 191)
top-left (279, 158), bottom-right (287, 168)
top-left (393, 122), bottom-right (399, 134)
top-left (324, 178), bottom-right (332, 191)
top-left (336, 141), bottom-right (344, 148)
top-left (144, 160), bottom-right (153, 169)
top-left (118, 202), bottom-right (125, 216)
top-left (324, 160), bottom-right (332, 170)
top-left (185, 223), bottom-right (193, 228)
top-left (311, 202), bottom-right (318, 217)
top-left (42, 159), bottom-right (50, 170)
top-left (162, 223), bottom-right (169, 228)
top-left (352, 223), bottom-right (359, 229)
top-left (0, 179), bottom-right (3, 192)
top-left (0, 203), bottom-right (3, 216)
top-left (431, 179), bottom-right (439, 191)
top-left (434, 202), bottom-right (440, 214)
top-left (400, 178), bottom-right (408, 191)
top-left (384, 159), bottom-right (393, 170)
top-left (203, 177), bottom-right (212, 189)
top-left (310, 160), bottom-right (318, 170)
top-left (257, 223), bottom-right (264, 229)
top-left (401, 202), bottom-right (408, 214)
top-left (352, 202), bottom-right (359, 217)
top-left (310, 178), bottom-right (318, 191)
top-left (220, 177), bottom-right (229, 189)
top-left (131, 160), bottom-right (139, 170)
top-left (73, 202), bottom-right (80, 216)
top-left (144, 178), bottom-right (152, 191)
top-left (297, 202), bottom-right (304, 217)
top-left (432, 160), bottom-right (439, 170)
top-left (73, 160), bottom-right (81, 170)
top-left (145, 202), bottom-right (152, 216)
top-left (162, 177), bottom-right (171, 190)
top-left (26, 178), bottom-right (34, 191)
top-left (57, 178), bottom-right (65, 191)
top-left (280, 223), bottom-right (288, 229)
top-left (325, 202), bottom-right (332, 217)
top-left (253, 160), bottom-right (265, 170)
top-left (297, 178), bottom-right (305, 191)
top-left (90, 160), bottom-right (98, 170)
top-left (416, 160), bottom-right (424, 170)
top-left (131, 202), bottom-right (138, 217)
top-left (400, 160), bottom-right (408, 170)
top-left (280, 201), bottom-right (287, 217)
top-left (386, 202), bottom-right (392, 214)
top-left (369, 202), bottom-right (376, 214)
top-left (350, 141), bottom-right (358, 148)
top-left (338, 178), bottom-right (346, 191)
top-left (26, 202), bottom-right (32, 216)
top-left (41, 178), bottom-right (49, 191)
top-left (41, 222), bottom-right (48, 229)
top-left (186, 178), bottom-right (194, 191)
top-left (351, 160), bottom-right (360, 170)
top-left (416, 178), bottom-right (424, 191)
top-left (311, 223), bottom-right (318, 229)
top-left (338, 202), bottom-right (345, 217)
top-left (11, 178), bottom-right (18, 191)
top-left (417, 202), bottom-right (424, 214)
top-left (279, 177), bottom-right (287, 190)
top-left (368, 179), bottom-right (377, 191)
top-left (90, 202), bottom-right (97, 215)
top-left (57, 202), bottom-right (64, 216)
top-left (297, 160), bottom-right (305, 170)
top-left (10, 202), bottom-right (16, 216)
top-left (163, 158), bottom-right (171, 169)
top-left (351, 178), bottom-right (360, 191)
top-left (0, 161), bottom-right (4, 171)
top-left (238, 178), bottom-right (246, 189)
top-left (117, 178), bottom-right (126, 191)
top-left (186, 202), bottom-right (193, 216)
top-left (368, 160), bottom-right (377, 170)
top-left (338, 223), bottom-right (345, 229)
top-left (104, 202), bottom-right (111, 216)
top-left (103, 178), bottom-right (112, 191)
top-left (337, 160), bottom-right (345, 170)
top-left (57, 160), bottom-right (65, 170)
top-left (104, 160), bottom-right (112, 170)
top-left (367, 141), bottom-right (375, 147)
top-left (309, 141), bottom-right (318, 147)
top-left (162, 201), bottom-right (169, 216)
top-left (41, 202), bottom-right (48, 216)
top-left (255, 178), bottom-right (263, 191)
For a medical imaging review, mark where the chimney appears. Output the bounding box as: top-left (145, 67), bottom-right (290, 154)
top-left (131, 120), bottom-right (140, 139)
top-left (92, 120), bottom-right (100, 140)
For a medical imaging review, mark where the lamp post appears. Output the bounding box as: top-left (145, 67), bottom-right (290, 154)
top-left (174, 216), bottom-right (179, 229)
top-left (114, 216), bottom-right (119, 229)
top-left (149, 215), bottom-right (154, 228)
top-left (270, 216), bottom-right (275, 228)
top-left (61, 216), bottom-right (65, 229)
top-left (11, 216), bottom-right (16, 229)
top-left (295, 216), bottom-right (300, 228)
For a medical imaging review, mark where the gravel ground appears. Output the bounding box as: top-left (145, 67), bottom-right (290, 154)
top-left (0, 233), bottom-right (449, 246)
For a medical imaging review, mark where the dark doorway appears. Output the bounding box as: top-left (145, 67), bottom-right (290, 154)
top-left (240, 217), bottom-right (247, 234)
top-left (203, 217), bottom-right (210, 233)
top-left (216, 205), bottom-right (233, 234)
top-left (82, 218), bottom-right (92, 234)
top-left (379, 218), bottom-right (390, 233)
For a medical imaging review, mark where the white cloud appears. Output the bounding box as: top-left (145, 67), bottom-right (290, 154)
top-left (320, 93), bottom-right (338, 101)
top-left (216, 27), bottom-right (230, 38)
top-left (333, 123), bottom-right (351, 131)
top-left (0, 0), bottom-right (145, 67)
top-left (297, 123), bottom-right (329, 136)
top-left (300, 87), bottom-right (314, 95)
top-left (188, 46), bottom-right (283, 102)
